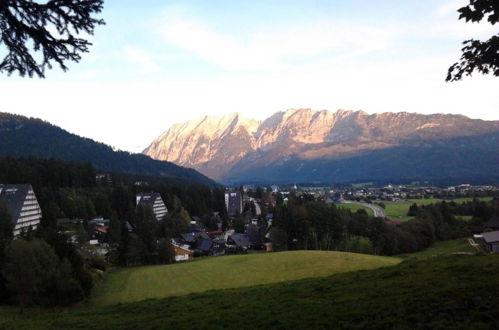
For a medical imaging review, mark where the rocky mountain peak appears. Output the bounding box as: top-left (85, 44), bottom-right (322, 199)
top-left (144, 109), bottom-right (499, 181)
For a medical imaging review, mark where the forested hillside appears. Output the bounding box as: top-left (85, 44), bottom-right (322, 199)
top-left (0, 113), bottom-right (216, 186)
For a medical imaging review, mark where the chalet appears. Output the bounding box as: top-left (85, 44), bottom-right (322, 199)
top-left (136, 193), bottom-right (168, 221)
top-left (173, 244), bottom-right (193, 262)
top-left (0, 184), bottom-right (42, 236)
top-left (482, 231), bottom-right (499, 253)
top-left (227, 233), bottom-right (251, 251)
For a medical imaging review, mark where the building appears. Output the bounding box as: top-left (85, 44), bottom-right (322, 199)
top-left (225, 191), bottom-right (242, 216)
top-left (136, 193), bottom-right (168, 221)
top-left (172, 244), bottom-right (193, 262)
top-left (482, 231), bottom-right (499, 253)
top-left (0, 184), bottom-right (42, 236)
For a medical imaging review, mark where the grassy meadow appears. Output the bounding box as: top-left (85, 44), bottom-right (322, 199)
top-left (1, 254), bottom-right (498, 329)
top-left (383, 197), bottom-right (493, 222)
top-left (91, 251), bottom-right (400, 306)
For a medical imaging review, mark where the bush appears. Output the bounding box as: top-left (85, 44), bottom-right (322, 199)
top-left (2, 239), bottom-right (86, 307)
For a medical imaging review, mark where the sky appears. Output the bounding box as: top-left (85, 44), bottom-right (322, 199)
top-left (0, 0), bottom-right (498, 152)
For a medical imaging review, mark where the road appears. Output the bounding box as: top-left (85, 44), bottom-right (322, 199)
top-left (342, 201), bottom-right (385, 218)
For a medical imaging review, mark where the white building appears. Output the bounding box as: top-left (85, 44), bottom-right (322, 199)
top-left (225, 191), bottom-right (242, 216)
top-left (136, 192), bottom-right (168, 221)
top-left (0, 184), bottom-right (42, 236)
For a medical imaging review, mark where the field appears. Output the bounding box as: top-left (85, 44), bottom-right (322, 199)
top-left (400, 238), bottom-right (477, 259)
top-left (383, 197), bottom-right (493, 222)
top-left (91, 251), bottom-right (400, 306)
top-left (336, 203), bottom-right (374, 216)
top-left (1, 254), bottom-right (498, 329)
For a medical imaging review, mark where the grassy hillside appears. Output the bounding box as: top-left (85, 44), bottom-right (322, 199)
top-left (1, 254), bottom-right (498, 329)
top-left (92, 251), bottom-right (400, 306)
top-left (400, 238), bottom-right (477, 259)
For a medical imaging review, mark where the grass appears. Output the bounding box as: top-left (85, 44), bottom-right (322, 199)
top-left (336, 203), bottom-right (374, 216)
top-left (383, 197), bottom-right (493, 222)
top-left (400, 238), bottom-right (477, 259)
top-left (1, 254), bottom-right (498, 329)
top-left (91, 251), bottom-right (400, 306)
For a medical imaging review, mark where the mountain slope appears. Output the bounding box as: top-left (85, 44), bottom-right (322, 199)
top-left (144, 109), bottom-right (499, 184)
top-left (0, 113), bottom-right (216, 186)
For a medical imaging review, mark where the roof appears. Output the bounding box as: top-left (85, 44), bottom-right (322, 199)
top-left (228, 233), bottom-right (251, 248)
top-left (173, 244), bottom-right (192, 255)
top-left (181, 232), bottom-right (198, 243)
top-left (0, 184), bottom-right (32, 225)
top-left (197, 238), bottom-right (213, 252)
top-left (482, 231), bottom-right (499, 244)
top-left (190, 223), bottom-right (203, 232)
top-left (212, 238), bottom-right (226, 245)
top-left (136, 193), bottom-right (162, 206)
top-left (484, 216), bottom-right (499, 229)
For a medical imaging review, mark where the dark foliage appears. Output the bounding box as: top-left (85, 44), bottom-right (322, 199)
top-left (0, 113), bottom-right (216, 186)
top-left (0, 0), bottom-right (104, 78)
top-left (447, 0), bottom-right (499, 81)
top-left (2, 239), bottom-right (85, 307)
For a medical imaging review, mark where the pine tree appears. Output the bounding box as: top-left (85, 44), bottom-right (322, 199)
top-left (0, 0), bottom-right (104, 77)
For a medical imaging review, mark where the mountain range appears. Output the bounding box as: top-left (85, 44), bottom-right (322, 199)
top-left (144, 109), bottom-right (499, 185)
top-left (0, 113), bottom-right (216, 186)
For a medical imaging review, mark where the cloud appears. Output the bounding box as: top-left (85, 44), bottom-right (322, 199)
top-left (160, 15), bottom-right (394, 71)
top-left (122, 46), bottom-right (159, 74)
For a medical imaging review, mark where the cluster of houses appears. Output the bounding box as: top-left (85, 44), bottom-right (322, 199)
top-left (165, 190), bottom-right (272, 261)
top-left (81, 190), bottom-right (272, 261)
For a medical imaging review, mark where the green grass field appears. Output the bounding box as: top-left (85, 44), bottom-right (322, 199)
top-left (336, 203), bottom-right (374, 216)
top-left (383, 197), bottom-right (493, 222)
top-left (400, 238), bottom-right (477, 259)
top-left (2, 254), bottom-right (498, 329)
top-left (91, 251), bottom-right (400, 306)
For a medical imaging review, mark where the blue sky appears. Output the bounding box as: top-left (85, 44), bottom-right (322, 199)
top-left (0, 0), bottom-right (498, 152)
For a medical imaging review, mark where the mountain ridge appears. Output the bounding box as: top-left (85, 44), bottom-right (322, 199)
top-left (144, 108), bottom-right (499, 183)
top-left (0, 112), bottom-right (217, 186)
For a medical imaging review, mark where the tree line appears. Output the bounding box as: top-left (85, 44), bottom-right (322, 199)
top-left (270, 193), bottom-right (497, 255)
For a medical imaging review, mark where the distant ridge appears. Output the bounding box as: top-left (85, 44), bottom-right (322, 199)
top-left (0, 112), bottom-right (216, 186)
top-left (144, 109), bottom-right (499, 184)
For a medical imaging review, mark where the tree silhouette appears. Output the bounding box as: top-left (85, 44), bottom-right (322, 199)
top-left (0, 0), bottom-right (104, 78)
top-left (447, 0), bottom-right (499, 81)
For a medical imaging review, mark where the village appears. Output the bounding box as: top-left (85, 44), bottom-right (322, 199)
top-left (2, 181), bottom-right (498, 264)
